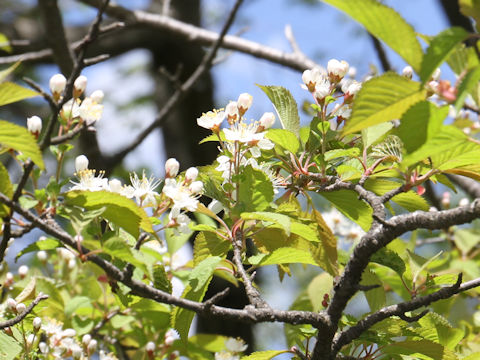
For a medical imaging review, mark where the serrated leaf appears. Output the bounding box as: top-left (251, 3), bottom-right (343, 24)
top-left (447, 43), bottom-right (479, 75)
top-left (0, 81), bottom-right (39, 106)
top-left (324, 148), bottom-right (360, 161)
top-left (36, 277), bottom-right (65, 320)
top-left (266, 128), bottom-right (299, 153)
top-left (321, 0), bottom-right (423, 71)
top-left (420, 27), bottom-right (470, 83)
top-left (241, 350), bottom-right (288, 360)
top-left (0, 120), bottom-right (44, 170)
top-left (319, 190), bottom-right (373, 231)
top-left (64, 190), bottom-right (153, 238)
top-left (188, 256), bottom-right (221, 292)
top-left (16, 237), bottom-right (62, 260)
top-left (258, 85), bottom-right (300, 137)
top-left (247, 247), bottom-right (318, 266)
top-left (459, 0), bottom-right (480, 32)
top-left (63, 206), bottom-right (106, 235)
top-left (241, 211), bottom-right (291, 235)
top-left (454, 229), bottom-right (480, 256)
top-left (361, 268), bottom-right (386, 312)
top-left (193, 231), bottom-right (231, 266)
top-left (153, 264), bottom-right (172, 293)
top-left (371, 247), bottom-right (406, 276)
top-left (362, 122), bottom-right (393, 149)
top-left (343, 73), bottom-right (425, 135)
top-left (311, 209), bottom-right (338, 276)
top-left (0, 162), bottom-right (12, 216)
top-left (236, 166), bottom-right (274, 213)
top-left (396, 101), bottom-right (448, 153)
top-left (417, 312), bottom-right (464, 350)
top-left (382, 339), bottom-right (457, 360)
top-left (455, 64), bottom-right (480, 112)
top-left (408, 249), bottom-right (443, 285)
top-left (0, 332), bottom-right (22, 360)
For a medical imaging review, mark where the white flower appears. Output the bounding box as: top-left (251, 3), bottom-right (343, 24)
top-left (49, 74), bottom-right (66, 95)
top-left (169, 211), bottom-right (191, 235)
top-left (75, 155), bottom-right (89, 172)
top-left (72, 344), bottom-right (83, 359)
top-left (18, 265), bottom-right (28, 278)
top-left (163, 178), bottom-right (200, 213)
top-left (146, 341), bottom-right (156, 352)
top-left (165, 158), bottom-right (180, 178)
top-left (99, 351), bottom-right (118, 360)
top-left (337, 105), bottom-right (352, 119)
top-left (79, 97), bottom-right (103, 125)
top-left (130, 171), bottom-right (161, 207)
top-left (70, 169), bottom-right (108, 192)
top-left (225, 101), bottom-right (239, 123)
top-left (314, 77), bottom-right (331, 101)
top-left (39, 342), bottom-right (49, 354)
top-left (87, 339), bottom-right (97, 353)
top-left (82, 334), bottom-right (92, 346)
top-left (33, 317), bottom-right (42, 331)
top-left (237, 93), bottom-right (252, 113)
top-left (189, 180), bottom-right (203, 194)
top-left (327, 59), bottom-right (349, 81)
top-left (208, 199), bottom-right (224, 214)
top-left (62, 98), bottom-right (81, 119)
top-left (27, 116), bottom-right (42, 134)
top-left (302, 67), bottom-right (324, 91)
top-left (73, 75), bottom-right (87, 97)
top-left (402, 66), bottom-right (413, 79)
top-left (37, 250), bottom-right (48, 262)
top-left (61, 328), bottom-right (76, 337)
top-left (341, 79), bottom-right (362, 96)
top-left (223, 122), bottom-right (274, 153)
top-left (57, 247), bottom-right (75, 261)
top-left (6, 298), bottom-right (16, 310)
top-left (185, 167), bottom-right (199, 182)
top-left (259, 112), bottom-right (275, 130)
top-left (216, 155), bottom-right (233, 181)
top-left (225, 337), bottom-right (248, 353)
top-left (197, 110), bottom-right (225, 131)
top-left (108, 178), bottom-right (123, 193)
top-left (90, 90), bottom-right (104, 103)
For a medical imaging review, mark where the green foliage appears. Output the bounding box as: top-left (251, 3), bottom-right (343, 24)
top-left (240, 350), bottom-right (288, 359)
top-left (321, 0), bottom-right (423, 71)
top-left (258, 85), bottom-right (300, 137)
top-left (0, 120), bottom-right (45, 170)
top-left (0, 331), bottom-right (22, 360)
top-left (0, 82), bottom-right (39, 107)
top-left (236, 165), bottom-right (274, 213)
top-left (0, 162), bottom-right (12, 216)
top-left (455, 65), bottom-right (480, 112)
top-left (343, 73), bottom-right (425, 135)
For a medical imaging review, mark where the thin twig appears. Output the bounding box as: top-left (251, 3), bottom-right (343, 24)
top-left (0, 294), bottom-right (49, 329)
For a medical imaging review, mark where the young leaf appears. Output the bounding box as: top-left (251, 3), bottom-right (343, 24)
top-left (455, 64), bottom-right (480, 112)
top-left (382, 339), bottom-right (457, 360)
top-left (0, 81), bottom-right (39, 106)
top-left (0, 62), bottom-right (20, 82)
top-left (420, 27), bottom-right (469, 83)
top-left (0, 120), bottom-right (44, 170)
top-left (0, 332), bottom-right (22, 360)
top-left (240, 350), bottom-right (289, 360)
top-left (320, 0), bottom-right (423, 71)
top-left (103, 237), bottom-right (149, 275)
top-left (153, 264), bottom-right (172, 294)
top-left (311, 209), bottom-right (338, 276)
top-left (193, 231), bottom-right (231, 266)
top-left (16, 237), bottom-right (62, 260)
top-left (371, 248), bottom-right (406, 276)
top-left (241, 212), bottom-right (292, 235)
top-left (236, 166), bottom-right (274, 213)
top-left (0, 162), bottom-right (12, 217)
top-left (324, 148), bottom-right (360, 161)
top-left (188, 256), bottom-right (222, 292)
top-left (247, 247), bottom-right (318, 267)
top-left (257, 85), bottom-right (300, 137)
top-left (307, 273), bottom-right (333, 312)
top-left (64, 190), bottom-right (153, 238)
top-left (343, 73), bottom-right (425, 135)
top-left (361, 268), bottom-right (386, 312)
top-left (266, 128), bottom-right (300, 153)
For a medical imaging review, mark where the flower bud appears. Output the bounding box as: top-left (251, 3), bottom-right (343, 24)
top-left (49, 74), bottom-right (67, 98)
top-left (237, 93), bottom-right (252, 115)
top-left (441, 192), bottom-right (450, 208)
top-left (185, 167), bottom-right (198, 182)
top-left (4, 272), bottom-right (14, 287)
top-left (146, 341), bottom-right (156, 353)
top-left (165, 158), bottom-right (180, 178)
top-left (37, 250), bottom-right (48, 262)
top-left (109, 179), bottom-right (123, 193)
top-left (72, 345), bottom-right (83, 359)
top-left (90, 90), bottom-right (104, 103)
top-left (459, 197), bottom-right (470, 207)
top-left (75, 155), bottom-right (89, 173)
top-left (6, 298), bottom-right (17, 311)
top-left (27, 116), bottom-right (42, 136)
top-left (259, 112), bottom-right (275, 130)
top-left (189, 181), bottom-right (203, 194)
top-left (33, 317), bottom-right (42, 331)
top-left (82, 334), bottom-right (92, 346)
top-left (402, 66), bottom-right (413, 79)
top-left (73, 75), bottom-right (87, 98)
top-left (39, 341), bottom-right (48, 354)
top-left (327, 59), bottom-right (349, 82)
top-left (18, 265), bottom-right (28, 279)
top-left (16, 302), bottom-right (26, 314)
top-left (26, 334), bottom-right (35, 348)
top-left (62, 328), bottom-right (76, 338)
top-left (225, 101), bottom-right (239, 124)
top-left (87, 339), bottom-right (97, 354)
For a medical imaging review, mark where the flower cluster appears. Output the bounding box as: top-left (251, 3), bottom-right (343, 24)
top-left (302, 59), bottom-right (361, 130)
top-left (214, 337), bottom-right (248, 360)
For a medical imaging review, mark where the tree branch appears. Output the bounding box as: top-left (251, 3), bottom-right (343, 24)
top-left (0, 294), bottom-right (49, 329)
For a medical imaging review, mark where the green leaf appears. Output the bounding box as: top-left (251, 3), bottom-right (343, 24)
top-left (103, 237), bottom-right (149, 275)
top-left (65, 296), bottom-right (92, 317)
top-left (311, 209), bottom-right (338, 276)
top-left (16, 237), bottom-right (62, 260)
top-left (0, 332), bottom-right (22, 360)
top-left (257, 85), bottom-right (300, 137)
top-left (307, 273), bottom-right (333, 312)
top-left (153, 264), bottom-right (172, 293)
top-left (420, 27), bottom-right (470, 83)
top-left (343, 73), bottom-right (425, 135)
top-left (248, 247), bottom-right (318, 267)
top-left (447, 43), bottom-right (479, 75)
top-left (382, 339), bottom-right (457, 360)
top-left (361, 268), bottom-right (386, 312)
top-left (417, 312), bottom-right (464, 350)
top-left (236, 166), bottom-right (274, 213)
top-left (324, 148), bottom-right (360, 161)
top-left (188, 256), bottom-right (222, 292)
top-left (265, 128), bottom-right (300, 153)
top-left (0, 162), bottom-right (12, 216)
top-left (63, 206), bottom-right (106, 235)
top-left (0, 33), bottom-right (12, 53)
top-left (459, 0), bottom-right (480, 32)
top-left (0, 120), bottom-right (44, 170)
top-left (64, 190), bottom-right (153, 238)
top-left (193, 231), bottom-right (231, 266)
top-left (371, 248), bottom-right (406, 276)
top-left (455, 65), bottom-right (480, 112)
top-left (408, 249), bottom-right (443, 285)
top-left (319, 190), bottom-right (373, 231)
top-left (362, 122), bottom-right (393, 149)
top-left (241, 351), bottom-right (288, 360)
top-left (0, 63), bottom-right (20, 83)
top-left (396, 101), bottom-right (448, 153)
top-left (188, 334), bottom-right (231, 352)
top-left (321, 0), bottom-right (423, 71)
top-left (0, 81), bottom-right (39, 106)
top-left (454, 229), bottom-right (480, 255)
top-left (241, 212), bottom-right (291, 235)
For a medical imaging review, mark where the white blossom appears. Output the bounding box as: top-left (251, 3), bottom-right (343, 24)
top-left (16, 303), bottom-right (26, 313)
top-left (90, 89), bottom-right (104, 103)
top-left (215, 351), bottom-right (240, 360)
top-left (33, 317), bottom-right (42, 331)
top-left (62, 98), bottom-right (81, 119)
top-left (37, 250), bottom-right (48, 262)
top-left (79, 97), bottom-right (103, 125)
top-left (185, 167), bottom-right (199, 182)
top-left (341, 79), bottom-right (362, 96)
top-left (189, 180), bottom-right (203, 194)
top-left (197, 109), bottom-right (225, 131)
top-left (432, 68), bottom-right (441, 80)
top-left (327, 59), bottom-right (349, 80)
top-left (259, 112), bottom-right (275, 130)
top-left (237, 93), bottom-right (253, 113)
top-left (459, 197), bottom-right (470, 207)
top-left (225, 337), bottom-right (248, 353)
top-left (129, 171), bottom-right (161, 207)
top-left (402, 65), bottom-right (413, 79)
top-left (73, 75), bottom-right (87, 96)
top-left (18, 265), bottom-right (28, 278)
top-left (313, 77), bottom-right (331, 101)
top-left (146, 341), bottom-right (156, 352)
top-left (27, 116), bottom-right (42, 134)
top-left (49, 74), bottom-right (66, 95)
top-left (163, 178), bottom-right (200, 213)
top-left (70, 169), bottom-right (108, 192)
top-left (165, 158), bottom-right (180, 178)
top-left (302, 67), bottom-right (324, 91)
top-left (225, 101), bottom-right (239, 123)
top-left (75, 155), bottom-right (89, 173)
